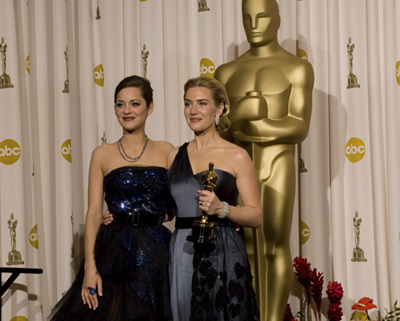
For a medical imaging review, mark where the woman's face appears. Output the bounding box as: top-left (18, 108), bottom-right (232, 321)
top-left (115, 87), bottom-right (153, 132)
top-left (184, 86), bottom-right (223, 134)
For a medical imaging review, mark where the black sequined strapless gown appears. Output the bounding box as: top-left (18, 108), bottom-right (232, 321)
top-left (48, 166), bottom-right (174, 321)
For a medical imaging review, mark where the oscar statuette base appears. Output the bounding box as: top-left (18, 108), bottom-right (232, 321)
top-left (7, 251), bottom-right (24, 265)
top-left (0, 74), bottom-right (14, 89)
top-left (186, 219), bottom-right (216, 244)
top-left (347, 73), bottom-right (360, 89)
top-left (351, 247), bottom-right (367, 262)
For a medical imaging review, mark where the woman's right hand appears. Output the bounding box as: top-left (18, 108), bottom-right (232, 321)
top-left (81, 266), bottom-right (103, 310)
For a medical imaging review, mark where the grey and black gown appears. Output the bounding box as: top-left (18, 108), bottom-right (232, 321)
top-left (168, 143), bottom-right (259, 321)
top-left (48, 166), bottom-right (174, 321)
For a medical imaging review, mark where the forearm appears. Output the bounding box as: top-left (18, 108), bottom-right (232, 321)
top-left (217, 202), bottom-right (262, 229)
top-left (83, 212), bottom-right (102, 271)
top-left (235, 116), bottom-right (310, 144)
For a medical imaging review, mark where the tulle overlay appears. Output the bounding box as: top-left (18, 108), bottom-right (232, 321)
top-left (191, 225), bottom-right (259, 321)
top-left (48, 166), bottom-right (174, 321)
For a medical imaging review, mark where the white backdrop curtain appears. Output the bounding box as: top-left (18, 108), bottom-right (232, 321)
top-left (0, 0), bottom-right (399, 320)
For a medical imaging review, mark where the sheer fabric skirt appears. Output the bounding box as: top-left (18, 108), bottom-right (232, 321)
top-left (190, 225), bottom-right (259, 321)
top-left (48, 223), bottom-right (172, 321)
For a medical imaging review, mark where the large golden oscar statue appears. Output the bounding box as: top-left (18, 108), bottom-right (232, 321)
top-left (214, 0), bottom-right (314, 320)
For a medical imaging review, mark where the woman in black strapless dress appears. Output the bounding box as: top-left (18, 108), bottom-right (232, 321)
top-left (167, 76), bottom-right (262, 321)
top-left (48, 76), bottom-right (175, 321)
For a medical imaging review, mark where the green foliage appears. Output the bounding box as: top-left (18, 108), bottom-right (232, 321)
top-left (383, 301), bottom-right (400, 321)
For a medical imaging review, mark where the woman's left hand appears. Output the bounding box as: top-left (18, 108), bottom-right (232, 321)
top-left (197, 190), bottom-right (222, 216)
top-left (102, 210), bottom-right (114, 225)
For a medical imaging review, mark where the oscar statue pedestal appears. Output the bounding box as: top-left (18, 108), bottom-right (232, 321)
top-left (347, 73), bottom-right (360, 89)
top-left (186, 216), bottom-right (216, 244)
top-left (351, 247), bottom-right (367, 262)
top-left (0, 74), bottom-right (13, 88)
top-left (7, 250), bottom-right (24, 265)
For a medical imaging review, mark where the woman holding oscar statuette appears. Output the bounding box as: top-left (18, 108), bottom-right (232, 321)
top-left (167, 76), bottom-right (262, 321)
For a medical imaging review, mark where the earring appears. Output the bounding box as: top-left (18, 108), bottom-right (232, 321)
top-left (215, 115), bottom-right (220, 126)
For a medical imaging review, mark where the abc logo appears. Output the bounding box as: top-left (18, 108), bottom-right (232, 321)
top-left (345, 137), bottom-right (365, 163)
top-left (29, 225), bottom-right (39, 249)
top-left (94, 64), bottom-right (104, 87)
top-left (25, 55), bottom-right (30, 74)
top-left (300, 220), bottom-right (310, 245)
top-left (396, 61), bottom-right (400, 86)
top-left (297, 48), bottom-right (309, 61)
top-left (61, 139), bottom-right (72, 163)
top-left (200, 58), bottom-right (215, 77)
top-left (0, 139), bottom-right (21, 165)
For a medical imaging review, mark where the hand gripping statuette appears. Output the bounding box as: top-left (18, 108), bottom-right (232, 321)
top-left (187, 162), bottom-right (218, 244)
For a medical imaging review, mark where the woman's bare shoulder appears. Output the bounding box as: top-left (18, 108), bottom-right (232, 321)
top-left (221, 139), bottom-right (248, 156)
top-left (92, 142), bottom-right (116, 157)
top-left (220, 140), bottom-right (253, 169)
top-left (152, 139), bottom-right (175, 153)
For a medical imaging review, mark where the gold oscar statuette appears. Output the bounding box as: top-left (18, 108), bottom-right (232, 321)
top-left (141, 44), bottom-right (149, 79)
top-left (95, 4), bottom-right (101, 20)
top-left (214, 0), bottom-right (315, 318)
top-left (347, 37), bottom-right (360, 89)
top-left (187, 162), bottom-right (218, 244)
top-left (7, 213), bottom-right (24, 265)
top-left (62, 46), bottom-right (69, 93)
top-left (0, 37), bottom-right (14, 89)
top-left (351, 211), bottom-right (367, 262)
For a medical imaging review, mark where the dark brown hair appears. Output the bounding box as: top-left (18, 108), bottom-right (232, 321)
top-left (114, 75), bottom-right (153, 107)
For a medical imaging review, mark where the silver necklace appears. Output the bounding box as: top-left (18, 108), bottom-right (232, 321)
top-left (117, 135), bottom-right (149, 163)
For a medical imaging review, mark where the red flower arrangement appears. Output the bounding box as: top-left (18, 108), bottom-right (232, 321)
top-left (326, 281), bottom-right (344, 321)
top-left (293, 257), bottom-right (326, 321)
top-left (292, 257), bottom-right (343, 321)
top-left (327, 304), bottom-right (343, 321)
top-left (293, 257), bottom-right (313, 303)
top-left (326, 281), bottom-right (344, 305)
top-left (311, 268), bottom-right (324, 317)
